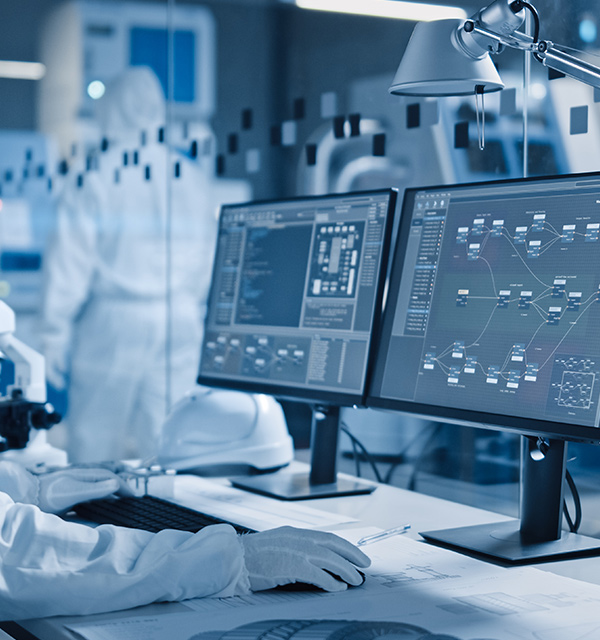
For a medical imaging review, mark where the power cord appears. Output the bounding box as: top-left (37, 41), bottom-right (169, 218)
top-left (406, 423), bottom-right (444, 492)
top-left (340, 421), bottom-right (444, 487)
top-left (512, 0), bottom-right (542, 61)
top-left (383, 422), bottom-right (443, 485)
top-left (340, 422), bottom-right (384, 484)
top-left (563, 467), bottom-right (582, 533)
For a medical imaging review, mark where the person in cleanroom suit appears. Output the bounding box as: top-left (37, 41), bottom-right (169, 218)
top-left (40, 66), bottom-right (218, 462)
top-left (0, 461), bottom-right (370, 620)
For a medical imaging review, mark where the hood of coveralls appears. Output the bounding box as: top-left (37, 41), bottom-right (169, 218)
top-left (94, 66), bottom-right (166, 145)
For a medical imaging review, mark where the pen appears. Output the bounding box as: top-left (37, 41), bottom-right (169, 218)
top-left (357, 524), bottom-right (411, 546)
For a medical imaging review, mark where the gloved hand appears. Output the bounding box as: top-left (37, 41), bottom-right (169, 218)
top-left (240, 526), bottom-right (371, 592)
top-left (35, 467), bottom-right (133, 514)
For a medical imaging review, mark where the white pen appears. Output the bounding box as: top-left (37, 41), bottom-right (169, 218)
top-left (357, 524), bottom-right (411, 546)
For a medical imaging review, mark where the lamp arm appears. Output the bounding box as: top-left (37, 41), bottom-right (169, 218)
top-left (467, 21), bottom-right (600, 90)
top-left (536, 42), bottom-right (600, 89)
top-left (468, 22), bottom-right (533, 52)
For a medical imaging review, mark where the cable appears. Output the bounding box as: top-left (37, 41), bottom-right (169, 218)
top-left (513, 1), bottom-right (542, 62)
top-left (349, 429), bottom-right (361, 478)
top-left (407, 423), bottom-right (444, 492)
top-left (340, 423), bottom-right (383, 484)
top-left (517, 1), bottom-right (540, 43)
top-left (563, 467), bottom-right (582, 533)
top-left (383, 422), bottom-right (441, 485)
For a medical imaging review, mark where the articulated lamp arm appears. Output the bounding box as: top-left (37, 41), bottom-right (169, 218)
top-left (462, 20), bottom-right (600, 90)
top-left (389, 0), bottom-right (600, 98)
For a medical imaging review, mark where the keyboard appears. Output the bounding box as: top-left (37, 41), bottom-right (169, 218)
top-left (71, 495), bottom-right (256, 535)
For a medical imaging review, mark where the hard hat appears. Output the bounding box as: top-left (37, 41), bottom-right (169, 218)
top-left (157, 387), bottom-right (294, 475)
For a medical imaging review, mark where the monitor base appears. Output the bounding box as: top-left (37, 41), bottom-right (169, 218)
top-left (421, 519), bottom-right (600, 564)
top-left (231, 471), bottom-right (376, 500)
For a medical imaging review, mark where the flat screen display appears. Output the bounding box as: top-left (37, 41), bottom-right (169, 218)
top-left (369, 172), bottom-right (600, 444)
top-left (198, 189), bottom-right (396, 405)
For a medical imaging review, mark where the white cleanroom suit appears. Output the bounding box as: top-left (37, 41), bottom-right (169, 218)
top-left (41, 67), bottom-right (218, 462)
top-left (0, 461), bottom-right (370, 621)
top-left (0, 461), bottom-right (247, 620)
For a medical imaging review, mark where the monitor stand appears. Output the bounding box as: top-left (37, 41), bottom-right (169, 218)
top-left (421, 436), bottom-right (600, 564)
top-left (231, 404), bottom-right (376, 500)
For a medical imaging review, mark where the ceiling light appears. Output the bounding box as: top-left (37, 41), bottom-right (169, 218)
top-left (295, 0), bottom-right (467, 22)
top-left (87, 80), bottom-right (106, 100)
top-left (0, 61), bottom-right (46, 81)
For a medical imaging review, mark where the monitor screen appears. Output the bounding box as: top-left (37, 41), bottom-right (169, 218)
top-left (198, 189), bottom-right (396, 407)
top-left (130, 28), bottom-right (196, 103)
top-left (369, 172), bottom-right (600, 444)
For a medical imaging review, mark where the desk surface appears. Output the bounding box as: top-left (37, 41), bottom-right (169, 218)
top-left (16, 465), bottom-right (600, 639)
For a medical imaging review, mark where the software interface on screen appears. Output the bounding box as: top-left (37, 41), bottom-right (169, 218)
top-left (199, 190), bottom-right (395, 402)
top-left (371, 173), bottom-right (600, 433)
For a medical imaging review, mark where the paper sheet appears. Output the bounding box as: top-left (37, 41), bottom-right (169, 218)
top-left (158, 476), bottom-right (358, 530)
top-left (65, 532), bottom-right (600, 640)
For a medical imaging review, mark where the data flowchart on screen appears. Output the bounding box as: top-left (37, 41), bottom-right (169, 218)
top-left (420, 206), bottom-right (600, 419)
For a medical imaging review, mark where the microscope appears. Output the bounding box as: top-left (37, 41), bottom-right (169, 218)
top-left (0, 301), bottom-right (61, 456)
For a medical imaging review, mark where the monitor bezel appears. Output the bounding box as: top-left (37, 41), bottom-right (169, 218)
top-left (197, 187), bottom-right (398, 408)
top-left (367, 171), bottom-right (600, 446)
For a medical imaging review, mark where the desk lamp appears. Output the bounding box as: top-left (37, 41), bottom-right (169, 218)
top-left (389, 0), bottom-right (600, 97)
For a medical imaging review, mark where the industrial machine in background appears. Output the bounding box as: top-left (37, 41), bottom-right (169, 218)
top-left (38, 0), bottom-right (216, 156)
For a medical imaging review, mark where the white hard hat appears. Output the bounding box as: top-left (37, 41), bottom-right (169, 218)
top-left (157, 387), bottom-right (294, 475)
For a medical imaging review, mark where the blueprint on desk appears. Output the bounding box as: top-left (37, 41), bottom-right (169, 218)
top-left (65, 529), bottom-right (600, 640)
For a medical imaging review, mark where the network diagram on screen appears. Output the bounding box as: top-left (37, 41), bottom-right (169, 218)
top-left (199, 191), bottom-right (392, 399)
top-left (379, 175), bottom-right (600, 430)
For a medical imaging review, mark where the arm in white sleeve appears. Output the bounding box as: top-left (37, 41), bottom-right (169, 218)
top-left (0, 461), bottom-right (250, 620)
top-left (0, 491), bottom-right (250, 621)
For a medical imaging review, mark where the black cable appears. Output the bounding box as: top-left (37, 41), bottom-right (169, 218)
top-left (384, 422), bottom-right (441, 485)
top-left (563, 499), bottom-right (575, 533)
top-left (563, 467), bottom-right (582, 533)
top-left (350, 431), bottom-right (361, 478)
top-left (513, 0), bottom-right (543, 62)
top-left (340, 423), bottom-right (384, 484)
top-left (407, 423), bottom-right (444, 492)
top-left (517, 1), bottom-right (540, 43)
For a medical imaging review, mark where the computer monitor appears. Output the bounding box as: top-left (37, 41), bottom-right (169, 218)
top-left (368, 172), bottom-right (600, 563)
top-left (198, 189), bottom-right (397, 499)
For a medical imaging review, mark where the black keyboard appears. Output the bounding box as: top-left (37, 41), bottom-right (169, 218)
top-left (71, 495), bottom-right (256, 535)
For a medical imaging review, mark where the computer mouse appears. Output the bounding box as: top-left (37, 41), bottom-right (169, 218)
top-left (275, 570), bottom-right (366, 592)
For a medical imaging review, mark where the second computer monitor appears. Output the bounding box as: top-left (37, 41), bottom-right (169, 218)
top-left (197, 189), bottom-right (396, 499)
top-left (198, 189), bottom-right (396, 405)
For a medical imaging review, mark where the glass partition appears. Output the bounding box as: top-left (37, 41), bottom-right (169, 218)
top-left (3, 0), bottom-right (600, 533)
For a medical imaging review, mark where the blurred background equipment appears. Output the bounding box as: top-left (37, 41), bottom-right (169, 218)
top-left (0, 299), bottom-right (63, 468)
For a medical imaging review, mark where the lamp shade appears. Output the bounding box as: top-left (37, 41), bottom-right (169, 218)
top-left (389, 18), bottom-right (504, 96)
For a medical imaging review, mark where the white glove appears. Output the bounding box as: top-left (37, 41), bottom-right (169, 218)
top-left (241, 526), bottom-right (371, 592)
top-left (36, 467), bottom-right (132, 514)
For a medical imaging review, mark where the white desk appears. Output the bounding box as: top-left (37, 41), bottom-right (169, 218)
top-left (13, 467), bottom-right (600, 639)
